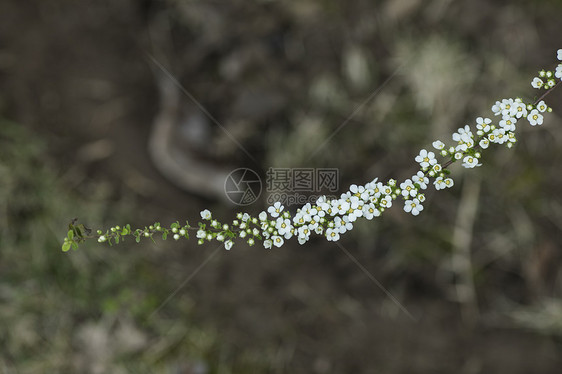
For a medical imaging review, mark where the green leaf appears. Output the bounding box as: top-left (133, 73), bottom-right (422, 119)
top-left (115, 236), bottom-right (120, 244)
top-left (135, 236), bottom-right (141, 243)
top-left (162, 232), bottom-right (168, 240)
top-left (67, 229), bottom-right (74, 240)
top-left (62, 241), bottom-right (71, 252)
top-left (71, 242), bottom-right (78, 250)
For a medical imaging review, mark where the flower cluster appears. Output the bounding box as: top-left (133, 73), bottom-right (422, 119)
top-left (62, 49), bottom-right (562, 253)
top-left (191, 49), bottom-right (560, 251)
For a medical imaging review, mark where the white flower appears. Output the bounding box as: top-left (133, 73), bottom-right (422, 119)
top-left (272, 235), bottom-right (284, 248)
top-left (431, 163), bottom-right (442, 175)
top-left (275, 218), bottom-right (292, 236)
top-left (536, 100), bottom-right (548, 113)
top-left (196, 229), bottom-right (206, 239)
top-left (268, 202), bottom-right (284, 218)
top-left (412, 171), bottom-right (429, 190)
top-left (444, 178), bottom-right (454, 188)
top-left (224, 240), bottom-right (233, 250)
top-left (334, 216), bottom-right (352, 234)
top-left (98, 235), bottom-right (107, 243)
top-left (415, 149), bottom-right (437, 169)
top-left (491, 101), bottom-right (502, 115)
top-left (488, 128), bottom-right (507, 144)
top-left (434, 177), bottom-right (446, 190)
top-left (404, 198), bottom-right (423, 216)
top-left (297, 226), bottom-right (311, 244)
top-left (558, 49), bottom-right (562, 60)
top-left (500, 99), bottom-right (515, 117)
top-left (326, 228), bottom-right (340, 242)
top-left (499, 115), bottom-right (516, 131)
top-left (378, 195), bottom-right (393, 209)
top-left (332, 199), bottom-right (350, 215)
top-left (200, 209), bottom-right (212, 220)
top-left (432, 140), bottom-right (445, 150)
top-left (512, 100), bottom-right (527, 119)
top-left (531, 77), bottom-right (544, 89)
top-left (362, 203), bottom-right (381, 220)
top-left (462, 155), bottom-right (481, 168)
top-left (349, 184), bottom-right (365, 198)
top-left (258, 211), bottom-right (268, 221)
top-left (476, 117), bottom-right (492, 133)
top-left (400, 179), bottom-right (417, 197)
top-left (556, 65), bottom-right (562, 79)
top-left (264, 239), bottom-right (273, 249)
top-left (452, 126), bottom-right (474, 146)
top-left (527, 109), bottom-right (543, 126)
top-left (479, 138), bottom-right (490, 149)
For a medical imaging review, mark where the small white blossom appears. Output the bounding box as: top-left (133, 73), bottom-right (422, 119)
top-left (378, 195), bottom-right (393, 209)
top-left (499, 115), bottom-right (516, 131)
top-left (98, 235), bottom-right (107, 243)
top-left (476, 117), bottom-right (492, 133)
top-left (531, 77), bottom-right (544, 89)
top-left (400, 179), bottom-right (417, 197)
top-left (536, 100), bottom-right (548, 113)
top-left (556, 65), bottom-right (562, 79)
top-left (462, 155), bottom-right (481, 168)
top-left (491, 101), bottom-right (502, 116)
top-left (434, 177), bottom-right (446, 190)
top-left (527, 109), bottom-right (543, 126)
top-left (326, 228), bottom-right (340, 242)
top-left (264, 239), bottom-right (272, 249)
top-left (268, 202), bottom-right (284, 218)
top-left (362, 203), bottom-right (381, 220)
top-left (500, 99), bottom-right (515, 117)
top-left (412, 171), bottom-right (429, 190)
top-left (225, 240), bottom-right (233, 250)
top-left (275, 218), bottom-right (293, 237)
top-left (404, 198), bottom-right (423, 216)
top-left (512, 100), bottom-right (527, 119)
top-left (272, 235), bottom-right (284, 248)
top-left (200, 209), bottom-right (212, 220)
top-left (432, 140), bottom-right (445, 150)
top-left (558, 49), bottom-right (562, 61)
top-left (415, 149), bottom-right (437, 169)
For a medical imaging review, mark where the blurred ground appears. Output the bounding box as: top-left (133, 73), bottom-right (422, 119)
top-left (1, 0), bottom-right (562, 373)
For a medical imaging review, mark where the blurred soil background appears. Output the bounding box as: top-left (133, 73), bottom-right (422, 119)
top-left (1, 0), bottom-right (562, 373)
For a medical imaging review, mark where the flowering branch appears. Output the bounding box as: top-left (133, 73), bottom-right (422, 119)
top-left (62, 49), bottom-right (562, 253)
